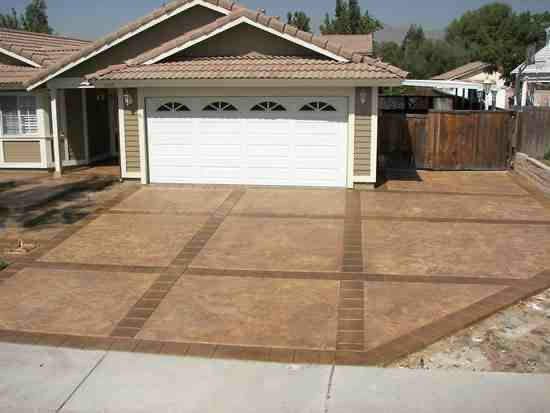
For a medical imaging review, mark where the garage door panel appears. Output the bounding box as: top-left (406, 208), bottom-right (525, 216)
top-left (146, 96), bottom-right (348, 187)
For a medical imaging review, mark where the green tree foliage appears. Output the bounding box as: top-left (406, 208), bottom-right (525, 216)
top-left (287, 11), bottom-right (312, 32)
top-left (0, 0), bottom-right (53, 33)
top-left (375, 24), bottom-right (471, 79)
top-left (0, 9), bottom-right (22, 29)
top-left (321, 0), bottom-right (383, 34)
top-left (446, 3), bottom-right (550, 76)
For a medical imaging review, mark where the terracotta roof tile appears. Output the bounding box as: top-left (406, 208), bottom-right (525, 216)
top-left (432, 61), bottom-right (491, 80)
top-left (87, 56), bottom-right (406, 81)
top-left (0, 64), bottom-right (40, 89)
top-left (319, 35), bottom-right (373, 56)
top-left (0, 28), bottom-right (90, 67)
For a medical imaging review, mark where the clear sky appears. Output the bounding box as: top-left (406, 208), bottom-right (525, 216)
top-left (1, 0), bottom-right (549, 40)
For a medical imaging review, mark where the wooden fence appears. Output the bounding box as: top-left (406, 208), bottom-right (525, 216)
top-left (514, 107), bottom-right (550, 160)
top-left (378, 111), bottom-right (515, 170)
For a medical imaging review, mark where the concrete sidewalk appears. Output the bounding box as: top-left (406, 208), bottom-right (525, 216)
top-left (1, 343), bottom-right (549, 413)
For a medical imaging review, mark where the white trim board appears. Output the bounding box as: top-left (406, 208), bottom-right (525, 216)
top-left (145, 16), bottom-right (349, 65)
top-left (0, 47), bottom-right (41, 68)
top-left (26, 0), bottom-right (231, 91)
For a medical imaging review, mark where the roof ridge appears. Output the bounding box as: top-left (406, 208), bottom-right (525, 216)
top-left (0, 27), bottom-right (90, 43)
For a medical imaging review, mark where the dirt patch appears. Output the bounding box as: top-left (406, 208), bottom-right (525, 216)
top-left (391, 287), bottom-right (550, 373)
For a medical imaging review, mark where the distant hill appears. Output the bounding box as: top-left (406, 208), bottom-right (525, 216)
top-left (374, 25), bottom-right (445, 44)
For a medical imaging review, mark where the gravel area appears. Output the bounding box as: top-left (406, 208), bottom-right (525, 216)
top-left (391, 288), bottom-right (550, 373)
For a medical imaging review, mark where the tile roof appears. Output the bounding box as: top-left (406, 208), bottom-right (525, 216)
top-left (25, 0), bottom-right (242, 89)
top-left (431, 61), bottom-right (491, 81)
top-left (0, 64), bottom-right (40, 89)
top-left (25, 0), bottom-right (406, 88)
top-left (318, 35), bottom-right (373, 56)
top-left (0, 28), bottom-right (90, 67)
top-left (87, 55), bottom-right (406, 81)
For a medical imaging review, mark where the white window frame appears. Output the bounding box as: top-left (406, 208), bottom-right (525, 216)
top-left (0, 93), bottom-right (40, 138)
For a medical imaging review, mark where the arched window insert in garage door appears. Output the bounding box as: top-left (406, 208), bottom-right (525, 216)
top-left (157, 102), bottom-right (190, 112)
top-left (250, 101), bottom-right (287, 112)
top-left (203, 102), bottom-right (238, 112)
top-left (299, 101), bottom-right (337, 112)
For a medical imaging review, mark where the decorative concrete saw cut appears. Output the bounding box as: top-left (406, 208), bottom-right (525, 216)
top-left (1, 171), bottom-right (550, 366)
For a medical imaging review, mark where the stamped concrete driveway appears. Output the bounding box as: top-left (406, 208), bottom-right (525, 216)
top-left (1, 171), bottom-right (550, 365)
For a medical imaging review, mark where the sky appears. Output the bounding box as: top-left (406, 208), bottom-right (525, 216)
top-left (1, 0), bottom-right (549, 40)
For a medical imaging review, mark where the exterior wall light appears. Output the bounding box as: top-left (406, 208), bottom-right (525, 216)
top-left (359, 89), bottom-right (368, 105)
top-left (123, 92), bottom-right (134, 107)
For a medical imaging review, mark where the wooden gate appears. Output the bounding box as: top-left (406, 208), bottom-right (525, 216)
top-left (378, 111), bottom-right (515, 170)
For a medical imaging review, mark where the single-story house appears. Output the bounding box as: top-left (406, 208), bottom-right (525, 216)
top-left (0, 0), bottom-right (406, 188)
top-left (512, 27), bottom-right (550, 107)
top-left (431, 61), bottom-right (510, 110)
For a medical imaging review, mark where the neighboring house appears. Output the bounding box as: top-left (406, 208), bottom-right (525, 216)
top-left (0, 0), bottom-right (406, 188)
top-left (512, 28), bottom-right (550, 107)
top-left (431, 61), bottom-right (509, 109)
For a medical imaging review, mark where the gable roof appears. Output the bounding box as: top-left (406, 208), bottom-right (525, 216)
top-left (432, 61), bottom-right (491, 81)
top-left (87, 55), bottom-right (406, 82)
top-left (24, 0), bottom-right (406, 90)
top-left (25, 0), bottom-right (240, 90)
top-left (318, 35), bottom-right (373, 56)
top-left (0, 28), bottom-right (89, 67)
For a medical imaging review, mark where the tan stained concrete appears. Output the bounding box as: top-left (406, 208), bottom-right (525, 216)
top-left (41, 214), bottom-right (207, 267)
top-left (364, 221), bottom-right (550, 278)
top-left (384, 171), bottom-right (528, 195)
top-left (113, 187), bottom-right (232, 214)
top-left (364, 282), bottom-right (506, 350)
top-left (138, 275), bottom-right (339, 349)
top-left (361, 192), bottom-right (550, 221)
top-left (0, 268), bottom-right (156, 336)
top-left (232, 188), bottom-right (346, 216)
top-left (192, 217), bottom-right (344, 272)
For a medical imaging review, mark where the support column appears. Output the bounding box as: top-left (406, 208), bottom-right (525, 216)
top-left (521, 80), bottom-right (529, 107)
top-left (82, 89), bottom-right (90, 162)
top-left (50, 89), bottom-right (62, 176)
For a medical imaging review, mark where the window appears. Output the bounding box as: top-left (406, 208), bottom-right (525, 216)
top-left (251, 101), bottom-right (287, 112)
top-left (203, 101), bottom-right (238, 112)
top-left (0, 95), bottom-right (38, 136)
top-left (157, 102), bottom-right (190, 112)
top-left (299, 101), bottom-right (337, 112)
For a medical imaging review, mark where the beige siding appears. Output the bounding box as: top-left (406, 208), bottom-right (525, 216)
top-left (3, 141), bottom-right (41, 163)
top-left (354, 87), bottom-right (373, 176)
top-left (63, 6), bottom-right (223, 78)
top-left (123, 88), bottom-right (140, 173)
top-left (179, 24), bottom-right (320, 59)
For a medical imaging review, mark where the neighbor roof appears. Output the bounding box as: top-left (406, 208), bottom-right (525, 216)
top-left (25, 0), bottom-right (406, 89)
top-left (0, 28), bottom-right (90, 67)
top-left (431, 61), bottom-right (491, 81)
top-left (88, 55), bottom-right (406, 81)
top-left (318, 35), bottom-right (373, 56)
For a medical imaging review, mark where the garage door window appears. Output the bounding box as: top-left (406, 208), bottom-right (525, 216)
top-left (299, 101), bottom-right (337, 112)
top-left (203, 101), bottom-right (238, 112)
top-left (251, 101), bottom-right (287, 112)
top-left (157, 102), bottom-right (190, 112)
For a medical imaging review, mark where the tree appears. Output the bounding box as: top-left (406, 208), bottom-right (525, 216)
top-left (22, 0), bottom-right (53, 34)
top-left (0, 9), bottom-right (22, 30)
top-left (287, 11), bottom-right (311, 32)
top-left (446, 3), bottom-right (550, 77)
top-left (320, 0), bottom-right (383, 34)
top-left (0, 0), bottom-right (53, 33)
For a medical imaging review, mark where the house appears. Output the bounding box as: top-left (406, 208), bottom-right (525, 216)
top-left (513, 27), bottom-right (550, 107)
top-left (431, 61), bottom-right (510, 109)
top-left (0, 0), bottom-right (406, 188)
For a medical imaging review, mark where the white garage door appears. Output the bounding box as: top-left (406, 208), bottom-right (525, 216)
top-left (146, 96), bottom-right (348, 187)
